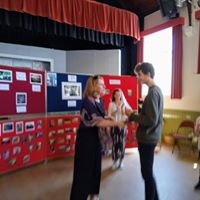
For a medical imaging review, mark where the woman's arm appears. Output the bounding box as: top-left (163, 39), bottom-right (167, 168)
top-left (96, 118), bottom-right (125, 128)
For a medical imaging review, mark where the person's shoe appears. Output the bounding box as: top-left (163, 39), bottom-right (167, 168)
top-left (111, 162), bottom-right (117, 170)
top-left (119, 162), bottom-right (124, 170)
top-left (90, 194), bottom-right (99, 200)
top-left (194, 181), bottom-right (200, 190)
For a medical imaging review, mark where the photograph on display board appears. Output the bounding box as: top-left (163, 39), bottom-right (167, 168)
top-left (16, 92), bottom-right (27, 105)
top-left (127, 89), bottom-right (133, 96)
top-left (3, 122), bottom-right (14, 133)
top-left (2, 137), bottom-right (10, 145)
top-left (25, 121), bottom-right (35, 131)
top-left (3, 150), bottom-right (10, 160)
top-left (12, 136), bottom-right (20, 144)
top-left (57, 129), bottom-right (64, 135)
top-left (36, 131), bottom-right (43, 138)
top-left (57, 138), bottom-right (65, 144)
top-left (28, 134), bottom-right (34, 142)
top-left (37, 120), bottom-right (42, 129)
top-left (50, 119), bottom-right (55, 127)
top-left (61, 82), bottom-right (82, 100)
top-left (23, 154), bottom-right (30, 163)
top-left (16, 121), bottom-right (23, 134)
top-left (30, 73), bottom-right (42, 85)
top-left (49, 130), bottom-right (56, 137)
top-left (29, 144), bottom-right (34, 152)
top-left (22, 135), bottom-right (27, 144)
top-left (66, 145), bottom-right (71, 152)
top-left (9, 158), bottom-right (17, 166)
top-left (105, 89), bottom-right (110, 95)
top-left (50, 146), bottom-right (55, 153)
top-left (0, 69), bottom-right (12, 83)
top-left (36, 142), bottom-right (42, 151)
top-left (16, 71), bottom-right (27, 81)
top-left (58, 145), bottom-right (65, 151)
top-left (46, 72), bottom-right (57, 87)
top-left (13, 146), bottom-right (21, 155)
top-left (58, 118), bottom-right (63, 126)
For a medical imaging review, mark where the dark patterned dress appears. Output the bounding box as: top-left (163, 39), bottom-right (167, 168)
top-left (70, 97), bottom-right (105, 200)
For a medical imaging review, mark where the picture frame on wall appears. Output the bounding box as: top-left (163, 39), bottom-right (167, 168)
top-left (61, 82), bottom-right (82, 100)
top-left (16, 92), bottom-right (27, 106)
top-left (0, 69), bottom-right (12, 83)
top-left (30, 73), bottom-right (42, 85)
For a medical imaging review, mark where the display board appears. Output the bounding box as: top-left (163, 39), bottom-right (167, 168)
top-left (47, 73), bottom-right (89, 113)
top-left (0, 65), bottom-right (45, 116)
top-left (46, 115), bottom-right (80, 159)
top-left (0, 117), bottom-right (46, 174)
top-left (102, 75), bottom-right (138, 148)
top-left (102, 75), bottom-right (138, 110)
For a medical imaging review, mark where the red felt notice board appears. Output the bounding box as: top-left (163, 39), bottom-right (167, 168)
top-left (46, 115), bottom-right (80, 160)
top-left (0, 65), bottom-right (45, 116)
top-left (0, 117), bottom-right (46, 174)
top-left (102, 75), bottom-right (138, 148)
top-left (102, 75), bottom-right (138, 111)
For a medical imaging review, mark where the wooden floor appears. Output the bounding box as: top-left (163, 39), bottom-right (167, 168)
top-left (0, 145), bottom-right (200, 200)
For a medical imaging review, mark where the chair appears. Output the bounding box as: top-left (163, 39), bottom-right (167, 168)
top-left (172, 120), bottom-right (195, 154)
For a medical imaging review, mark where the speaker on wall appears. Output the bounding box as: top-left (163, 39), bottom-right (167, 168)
top-left (158, 0), bottom-right (179, 19)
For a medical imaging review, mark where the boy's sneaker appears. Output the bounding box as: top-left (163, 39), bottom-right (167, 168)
top-left (194, 181), bottom-right (200, 190)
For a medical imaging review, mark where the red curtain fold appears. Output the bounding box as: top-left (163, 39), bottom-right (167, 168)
top-left (195, 10), bottom-right (200, 74)
top-left (0, 0), bottom-right (140, 42)
top-left (171, 25), bottom-right (183, 99)
top-left (136, 38), bottom-right (144, 99)
top-left (198, 24), bottom-right (200, 74)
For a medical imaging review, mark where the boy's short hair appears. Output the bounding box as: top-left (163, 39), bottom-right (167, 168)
top-left (134, 62), bottom-right (155, 79)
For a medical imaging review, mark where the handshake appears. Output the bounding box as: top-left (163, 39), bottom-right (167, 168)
top-left (104, 116), bottom-right (128, 129)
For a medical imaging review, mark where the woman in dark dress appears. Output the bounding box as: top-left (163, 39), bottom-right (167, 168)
top-left (70, 75), bottom-right (124, 200)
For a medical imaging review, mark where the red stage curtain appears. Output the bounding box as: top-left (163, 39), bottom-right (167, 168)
top-left (0, 0), bottom-right (140, 42)
top-left (136, 38), bottom-right (144, 98)
top-left (195, 10), bottom-right (200, 74)
top-left (171, 25), bottom-right (183, 99)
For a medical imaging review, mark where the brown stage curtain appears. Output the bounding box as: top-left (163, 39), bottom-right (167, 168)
top-left (0, 0), bottom-right (140, 42)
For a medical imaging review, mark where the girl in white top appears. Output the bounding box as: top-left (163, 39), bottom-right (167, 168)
top-left (194, 116), bottom-right (200, 190)
top-left (108, 88), bottom-right (132, 169)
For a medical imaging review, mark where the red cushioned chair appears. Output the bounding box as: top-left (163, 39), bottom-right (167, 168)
top-left (172, 120), bottom-right (195, 154)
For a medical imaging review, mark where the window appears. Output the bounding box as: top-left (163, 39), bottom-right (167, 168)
top-left (143, 27), bottom-right (172, 97)
top-left (0, 53), bottom-right (53, 71)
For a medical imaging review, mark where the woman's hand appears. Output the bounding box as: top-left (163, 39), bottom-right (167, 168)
top-left (104, 116), bottom-right (114, 121)
top-left (125, 108), bottom-right (133, 117)
top-left (116, 120), bottom-right (125, 128)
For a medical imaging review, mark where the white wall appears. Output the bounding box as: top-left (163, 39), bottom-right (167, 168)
top-left (144, 8), bottom-right (200, 112)
top-left (66, 50), bottom-right (120, 75)
top-left (0, 43), bottom-right (66, 73)
top-left (0, 43), bottom-right (121, 75)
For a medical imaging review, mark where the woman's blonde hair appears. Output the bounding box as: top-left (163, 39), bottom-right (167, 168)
top-left (83, 75), bottom-right (102, 98)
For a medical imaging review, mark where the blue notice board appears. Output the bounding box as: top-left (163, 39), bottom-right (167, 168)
top-left (47, 73), bottom-right (90, 113)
